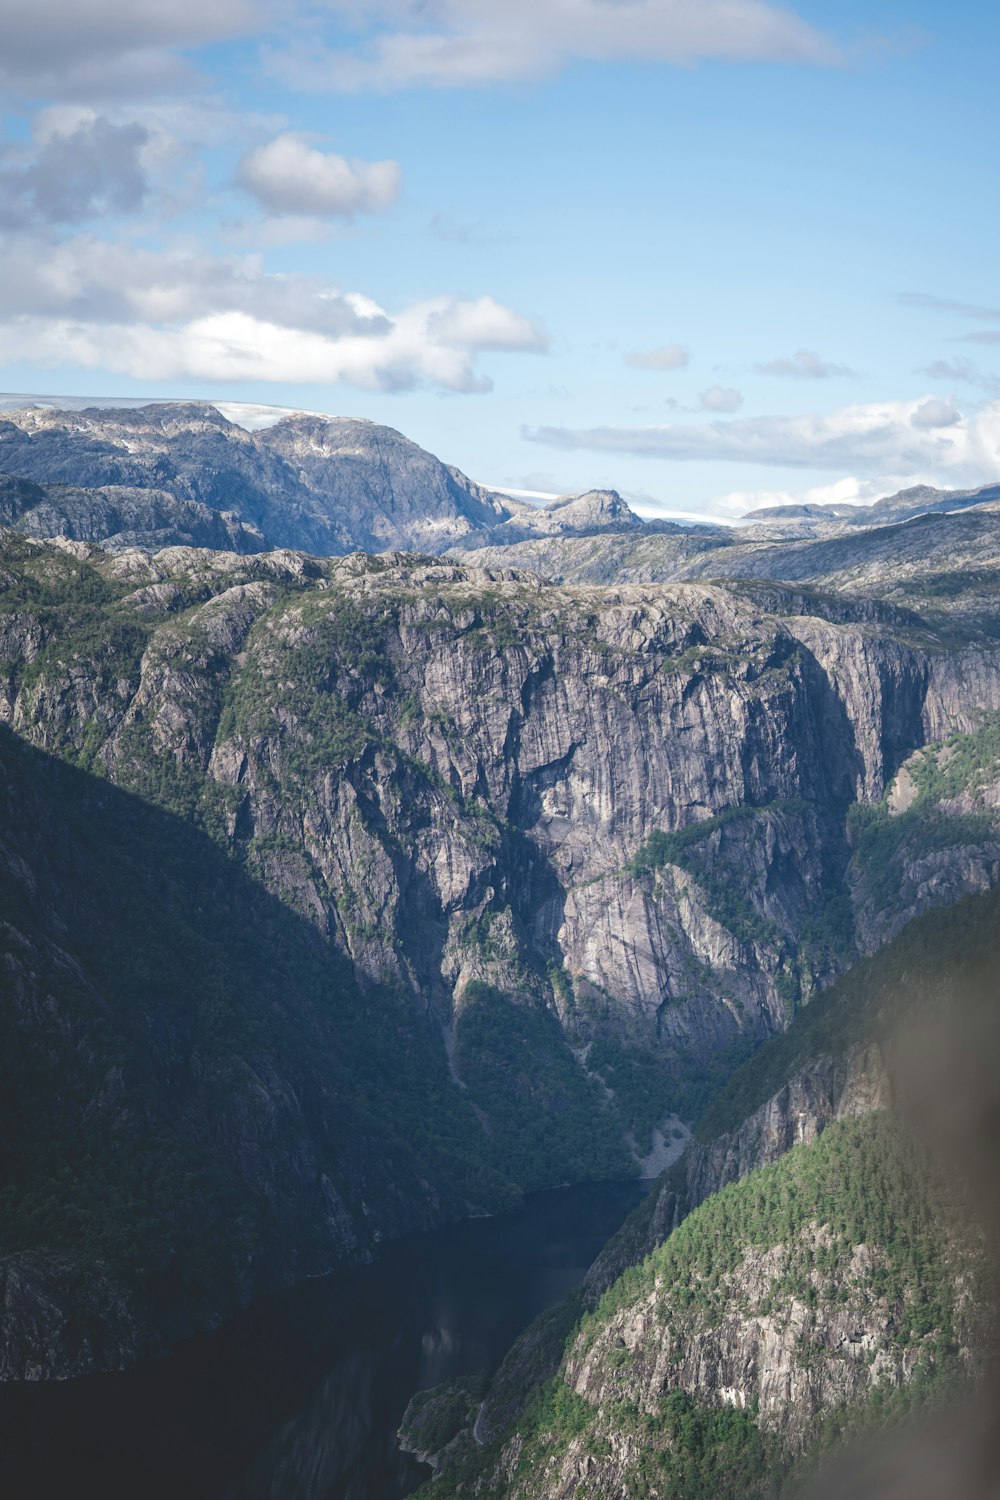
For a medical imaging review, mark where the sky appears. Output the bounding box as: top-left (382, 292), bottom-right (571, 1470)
top-left (0, 0), bottom-right (997, 519)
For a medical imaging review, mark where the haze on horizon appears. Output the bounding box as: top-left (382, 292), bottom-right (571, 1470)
top-left (0, 0), bottom-right (996, 521)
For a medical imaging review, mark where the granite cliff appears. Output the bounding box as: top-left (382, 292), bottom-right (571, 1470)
top-left (2, 407), bottom-right (1000, 1390)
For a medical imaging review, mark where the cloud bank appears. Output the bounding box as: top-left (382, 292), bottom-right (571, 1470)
top-left (526, 396), bottom-right (1000, 484)
top-left (0, 0), bottom-right (256, 99)
top-left (268, 0), bottom-right (840, 92)
top-left (0, 231), bottom-right (548, 392)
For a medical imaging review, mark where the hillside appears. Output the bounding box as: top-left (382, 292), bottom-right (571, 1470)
top-left (404, 884), bottom-right (1000, 1499)
top-left (420, 1116), bottom-right (979, 1500)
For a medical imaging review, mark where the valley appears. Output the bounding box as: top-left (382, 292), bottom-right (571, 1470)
top-left (0, 402), bottom-right (997, 1497)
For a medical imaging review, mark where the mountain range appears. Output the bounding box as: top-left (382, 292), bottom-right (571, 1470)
top-left (0, 399), bottom-right (997, 1495)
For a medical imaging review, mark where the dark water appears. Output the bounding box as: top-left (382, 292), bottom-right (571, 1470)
top-left (0, 1179), bottom-right (646, 1500)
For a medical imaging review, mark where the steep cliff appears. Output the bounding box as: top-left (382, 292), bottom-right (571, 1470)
top-left (3, 525), bottom-right (1000, 1375)
top-left (506, 1116), bottom-right (976, 1500)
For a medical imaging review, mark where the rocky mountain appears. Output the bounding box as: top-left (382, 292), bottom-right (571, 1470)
top-left (3, 512), bottom-right (1000, 1380)
top-left (0, 402), bottom-right (676, 558)
top-left (743, 478), bottom-right (1000, 526)
top-left (0, 402), bottom-right (509, 555)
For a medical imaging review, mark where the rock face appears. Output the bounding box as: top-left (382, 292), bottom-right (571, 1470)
top-left (3, 512), bottom-right (1000, 1378)
top-left (5, 538), bottom-right (1000, 1143)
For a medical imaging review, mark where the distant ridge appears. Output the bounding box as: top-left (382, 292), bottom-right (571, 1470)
top-left (0, 398), bottom-right (686, 557)
top-left (743, 478), bottom-right (1000, 526)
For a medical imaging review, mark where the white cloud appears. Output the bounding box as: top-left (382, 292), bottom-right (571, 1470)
top-left (526, 396), bottom-right (1000, 485)
top-left (755, 348), bottom-right (856, 379)
top-left (910, 398), bottom-right (961, 430)
top-left (427, 295), bottom-right (547, 351)
top-left (267, 0), bottom-right (840, 92)
top-left (237, 132), bottom-right (401, 218)
top-left (0, 228), bottom-right (547, 392)
top-left (699, 384), bottom-right (742, 412)
top-left (625, 343), bottom-right (689, 371)
top-left (3, 303), bottom-right (542, 392)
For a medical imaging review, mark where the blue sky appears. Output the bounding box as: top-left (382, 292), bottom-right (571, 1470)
top-left (0, 0), bottom-right (997, 517)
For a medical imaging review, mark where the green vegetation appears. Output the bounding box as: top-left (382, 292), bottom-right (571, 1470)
top-left (400, 1375), bottom-right (488, 1459)
top-left (616, 1391), bottom-right (782, 1500)
top-left (849, 801), bottom-right (994, 911)
top-left (455, 983), bottom-right (633, 1190)
top-left (628, 798), bottom-right (855, 1012)
top-left (216, 594), bottom-right (393, 779)
top-left (907, 711), bottom-right (1000, 804)
top-left (0, 729), bottom-right (525, 1290)
top-left (590, 1116), bottom-right (961, 1340)
top-left (585, 1034), bottom-right (679, 1152)
top-left (847, 712), bottom-right (1000, 918)
top-left (421, 1115), bottom-right (977, 1499)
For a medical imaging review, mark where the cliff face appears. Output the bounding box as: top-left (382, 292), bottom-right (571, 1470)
top-left (0, 726), bottom-right (529, 1379)
top-left (5, 537), bottom-right (1000, 1144)
top-left (3, 528), bottom-right (1000, 1377)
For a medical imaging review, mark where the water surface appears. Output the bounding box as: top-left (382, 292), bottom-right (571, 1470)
top-left (0, 1179), bottom-right (646, 1500)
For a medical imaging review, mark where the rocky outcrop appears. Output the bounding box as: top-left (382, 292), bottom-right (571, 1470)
top-left (0, 1258), bottom-right (143, 1381)
top-left (570, 1234), bottom-right (925, 1449)
top-left (439, 1110), bottom-right (977, 1500)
